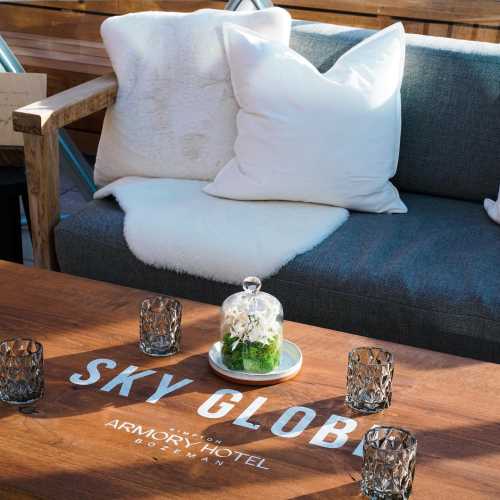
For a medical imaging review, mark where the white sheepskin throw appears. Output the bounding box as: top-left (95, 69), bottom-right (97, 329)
top-left (93, 8), bottom-right (291, 187)
top-left (94, 178), bottom-right (349, 284)
top-left (485, 186), bottom-right (500, 225)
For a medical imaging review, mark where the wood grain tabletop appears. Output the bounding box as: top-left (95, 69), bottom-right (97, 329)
top-left (0, 261), bottom-right (498, 499)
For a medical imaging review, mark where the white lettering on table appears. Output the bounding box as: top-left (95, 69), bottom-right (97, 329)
top-left (256, 458), bottom-right (270, 470)
top-left (233, 451), bottom-right (249, 462)
top-left (233, 396), bottom-right (268, 430)
top-left (270, 406), bottom-right (316, 438)
top-left (215, 448), bottom-right (233, 458)
top-left (197, 389), bottom-right (242, 419)
top-left (72, 359), bottom-right (372, 458)
top-left (146, 373), bottom-right (194, 404)
top-left (184, 437), bottom-right (203, 448)
top-left (105, 419), bottom-right (271, 471)
top-left (133, 426), bottom-right (155, 437)
top-left (100, 365), bottom-right (156, 397)
top-left (309, 414), bottom-right (357, 448)
top-left (69, 358), bottom-right (116, 385)
top-left (118, 422), bottom-right (136, 432)
top-left (152, 431), bottom-right (169, 440)
top-left (201, 443), bottom-right (219, 454)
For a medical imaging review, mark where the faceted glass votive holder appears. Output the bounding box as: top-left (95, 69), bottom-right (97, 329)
top-left (345, 346), bottom-right (394, 414)
top-left (0, 338), bottom-right (44, 405)
top-left (139, 296), bottom-right (182, 357)
top-left (361, 426), bottom-right (417, 500)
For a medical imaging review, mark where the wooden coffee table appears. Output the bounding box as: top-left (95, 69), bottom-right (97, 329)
top-left (0, 261), bottom-right (498, 499)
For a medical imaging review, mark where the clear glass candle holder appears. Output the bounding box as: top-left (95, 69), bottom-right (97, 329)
top-left (361, 426), bottom-right (417, 499)
top-left (0, 338), bottom-right (44, 405)
top-left (139, 296), bottom-right (182, 357)
top-left (346, 346), bottom-right (394, 414)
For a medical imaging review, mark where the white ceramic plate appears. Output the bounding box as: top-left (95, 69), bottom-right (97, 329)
top-left (208, 339), bottom-right (303, 385)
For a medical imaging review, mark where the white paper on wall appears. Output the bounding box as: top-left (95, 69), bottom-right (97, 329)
top-left (0, 73), bottom-right (46, 147)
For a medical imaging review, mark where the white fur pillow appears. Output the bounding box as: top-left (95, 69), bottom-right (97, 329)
top-left (204, 23), bottom-right (407, 213)
top-left (94, 8), bottom-right (291, 187)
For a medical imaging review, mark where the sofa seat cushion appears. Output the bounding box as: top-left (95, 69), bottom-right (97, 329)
top-left (55, 193), bottom-right (500, 362)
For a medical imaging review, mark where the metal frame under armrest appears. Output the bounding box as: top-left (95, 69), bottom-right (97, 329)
top-left (12, 73), bottom-right (118, 270)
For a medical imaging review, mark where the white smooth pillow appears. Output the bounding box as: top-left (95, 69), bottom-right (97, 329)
top-left (204, 22), bottom-right (408, 213)
top-left (94, 8), bottom-right (291, 187)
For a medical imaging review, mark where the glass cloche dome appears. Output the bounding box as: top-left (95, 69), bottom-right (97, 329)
top-left (220, 277), bottom-right (283, 373)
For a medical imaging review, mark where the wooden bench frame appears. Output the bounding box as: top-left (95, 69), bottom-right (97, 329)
top-left (12, 72), bottom-right (118, 270)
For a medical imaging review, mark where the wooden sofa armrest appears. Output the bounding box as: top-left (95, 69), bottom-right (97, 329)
top-left (12, 73), bottom-right (118, 270)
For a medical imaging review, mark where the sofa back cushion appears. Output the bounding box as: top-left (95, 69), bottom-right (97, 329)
top-left (205, 22), bottom-right (407, 213)
top-left (291, 22), bottom-right (500, 202)
top-left (94, 8), bottom-right (291, 187)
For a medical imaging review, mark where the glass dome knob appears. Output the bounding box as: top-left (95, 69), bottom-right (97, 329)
top-left (242, 276), bottom-right (262, 294)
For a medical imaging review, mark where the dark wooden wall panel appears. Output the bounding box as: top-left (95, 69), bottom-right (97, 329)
top-left (2, 0), bottom-right (500, 42)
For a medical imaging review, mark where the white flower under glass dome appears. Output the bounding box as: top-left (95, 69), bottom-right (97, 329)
top-left (220, 277), bottom-right (283, 373)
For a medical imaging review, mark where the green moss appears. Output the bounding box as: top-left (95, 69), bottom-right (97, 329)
top-left (221, 333), bottom-right (281, 373)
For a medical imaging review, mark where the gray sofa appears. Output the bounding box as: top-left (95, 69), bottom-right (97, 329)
top-left (55, 22), bottom-right (500, 363)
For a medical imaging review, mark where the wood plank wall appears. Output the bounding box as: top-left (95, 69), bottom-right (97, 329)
top-left (2, 0), bottom-right (500, 42)
top-left (1, 0), bottom-right (499, 153)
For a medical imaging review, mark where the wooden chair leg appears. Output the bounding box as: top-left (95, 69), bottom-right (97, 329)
top-left (23, 131), bottom-right (60, 270)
